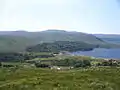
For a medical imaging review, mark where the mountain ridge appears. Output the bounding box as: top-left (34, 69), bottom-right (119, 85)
top-left (0, 30), bottom-right (117, 52)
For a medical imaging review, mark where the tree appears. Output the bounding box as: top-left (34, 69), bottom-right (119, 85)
top-left (83, 60), bottom-right (91, 67)
top-left (0, 62), bottom-right (2, 67)
top-left (74, 60), bottom-right (91, 68)
top-left (35, 63), bottom-right (50, 68)
top-left (102, 61), bottom-right (109, 66)
top-left (74, 60), bottom-right (83, 68)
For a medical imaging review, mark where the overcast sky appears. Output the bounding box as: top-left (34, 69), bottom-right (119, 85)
top-left (0, 0), bottom-right (120, 34)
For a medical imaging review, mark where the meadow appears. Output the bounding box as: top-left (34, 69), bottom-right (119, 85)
top-left (0, 67), bottom-right (120, 90)
top-left (0, 52), bottom-right (120, 90)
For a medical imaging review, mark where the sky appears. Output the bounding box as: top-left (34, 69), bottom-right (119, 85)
top-left (0, 0), bottom-right (120, 34)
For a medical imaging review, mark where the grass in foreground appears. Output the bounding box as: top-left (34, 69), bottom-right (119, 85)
top-left (0, 67), bottom-right (120, 90)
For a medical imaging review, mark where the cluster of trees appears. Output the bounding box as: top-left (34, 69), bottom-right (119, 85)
top-left (53, 59), bottom-right (91, 67)
top-left (0, 62), bottom-right (17, 68)
top-left (2, 64), bottom-right (15, 68)
top-left (74, 60), bottom-right (91, 68)
top-left (26, 41), bottom-right (96, 52)
top-left (35, 63), bottom-right (50, 68)
top-left (34, 58), bottom-right (91, 68)
top-left (23, 53), bottom-right (54, 60)
top-left (0, 53), bottom-right (24, 62)
top-left (97, 59), bottom-right (119, 66)
top-left (34, 58), bottom-right (120, 69)
top-left (0, 52), bottom-right (54, 62)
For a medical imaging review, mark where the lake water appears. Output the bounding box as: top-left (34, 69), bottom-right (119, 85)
top-left (72, 48), bottom-right (120, 59)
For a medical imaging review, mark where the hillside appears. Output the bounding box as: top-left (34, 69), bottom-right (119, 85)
top-left (35, 30), bottom-right (106, 44)
top-left (95, 34), bottom-right (120, 38)
top-left (0, 36), bottom-right (37, 52)
top-left (26, 41), bottom-right (96, 52)
top-left (0, 30), bottom-right (116, 52)
top-left (95, 34), bottom-right (120, 44)
top-left (0, 30), bottom-right (105, 44)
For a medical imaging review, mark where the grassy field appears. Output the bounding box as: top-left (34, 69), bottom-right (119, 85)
top-left (0, 67), bottom-right (120, 90)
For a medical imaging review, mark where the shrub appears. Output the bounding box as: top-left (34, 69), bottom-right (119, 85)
top-left (35, 63), bottom-right (50, 68)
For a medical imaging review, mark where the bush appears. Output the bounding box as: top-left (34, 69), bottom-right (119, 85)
top-left (3, 64), bottom-right (14, 68)
top-left (83, 60), bottom-right (91, 67)
top-left (0, 62), bottom-right (2, 67)
top-left (100, 60), bottom-right (118, 67)
top-left (74, 60), bottom-right (91, 68)
top-left (35, 63), bottom-right (50, 68)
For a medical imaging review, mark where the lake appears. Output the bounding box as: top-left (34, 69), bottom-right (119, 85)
top-left (72, 48), bottom-right (120, 59)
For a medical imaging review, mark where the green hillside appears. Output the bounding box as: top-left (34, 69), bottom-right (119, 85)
top-left (0, 30), bottom-right (106, 45)
top-left (95, 34), bottom-right (120, 44)
top-left (0, 36), bottom-right (36, 52)
top-left (26, 41), bottom-right (96, 52)
top-left (0, 30), bottom-right (117, 52)
top-left (35, 30), bottom-right (106, 44)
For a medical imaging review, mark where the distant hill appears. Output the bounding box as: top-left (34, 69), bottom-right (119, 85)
top-left (95, 34), bottom-right (120, 38)
top-left (1, 30), bottom-right (106, 43)
top-left (0, 30), bottom-right (105, 43)
top-left (95, 34), bottom-right (120, 44)
top-left (37, 30), bottom-right (106, 44)
top-left (0, 30), bottom-right (118, 52)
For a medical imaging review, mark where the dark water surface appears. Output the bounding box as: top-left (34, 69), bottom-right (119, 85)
top-left (72, 48), bottom-right (120, 59)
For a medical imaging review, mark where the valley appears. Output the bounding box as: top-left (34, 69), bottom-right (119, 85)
top-left (0, 30), bottom-right (120, 90)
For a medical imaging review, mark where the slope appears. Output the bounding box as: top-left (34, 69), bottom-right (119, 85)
top-left (0, 30), bottom-right (105, 44)
top-left (26, 41), bottom-right (96, 52)
top-left (0, 30), bottom-right (116, 52)
top-left (0, 36), bottom-right (36, 52)
top-left (35, 30), bottom-right (106, 45)
top-left (95, 34), bottom-right (120, 44)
